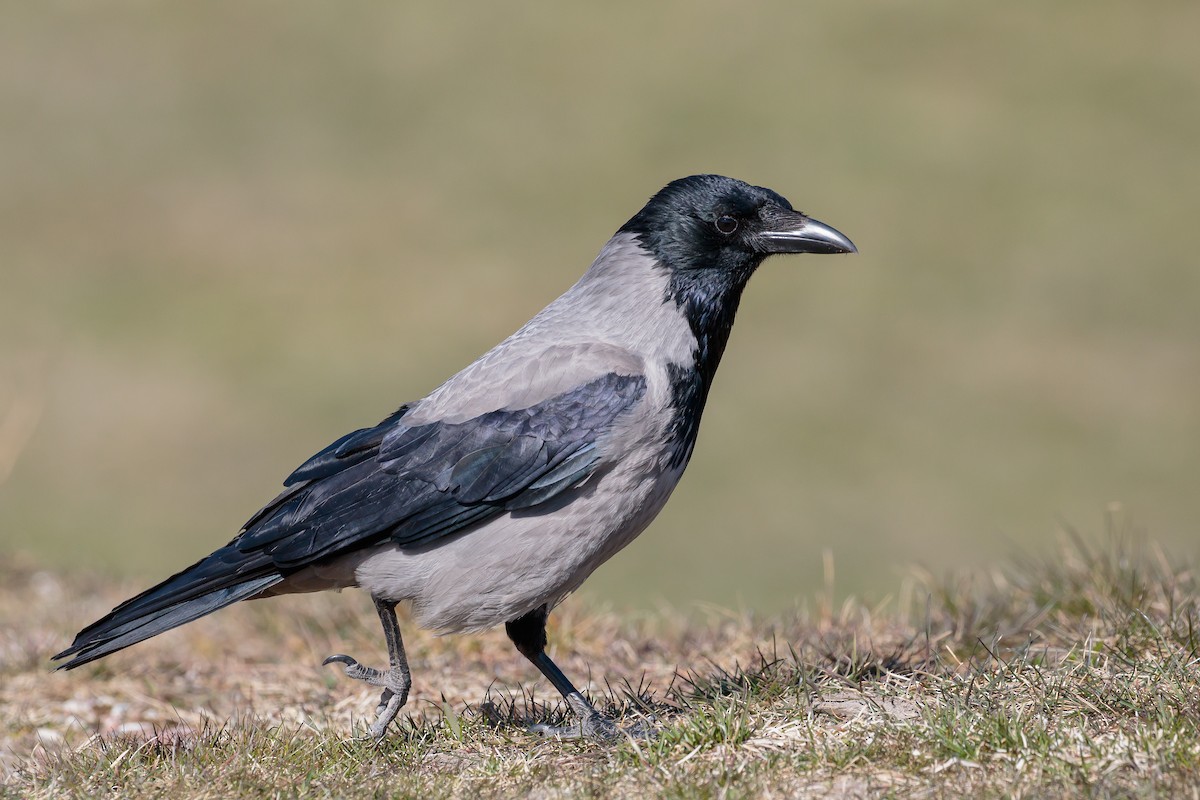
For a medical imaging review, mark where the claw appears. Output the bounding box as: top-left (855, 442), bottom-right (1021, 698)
top-left (323, 653), bottom-right (386, 686)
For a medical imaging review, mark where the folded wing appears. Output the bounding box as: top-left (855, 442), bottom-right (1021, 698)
top-left (54, 372), bottom-right (647, 669)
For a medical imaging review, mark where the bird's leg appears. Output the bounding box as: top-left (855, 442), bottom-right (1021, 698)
top-left (505, 605), bottom-right (649, 741)
top-left (323, 596), bottom-right (411, 739)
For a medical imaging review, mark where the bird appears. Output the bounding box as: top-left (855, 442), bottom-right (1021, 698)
top-left (53, 174), bottom-right (856, 740)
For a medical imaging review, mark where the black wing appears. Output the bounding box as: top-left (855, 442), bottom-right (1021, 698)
top-left (53, 372), bottom-right (646, 669)
top-left (237, 371), bottom-right (647, 563)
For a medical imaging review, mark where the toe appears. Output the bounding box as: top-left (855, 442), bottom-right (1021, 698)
top-left (528, 721), bottom-right (585, 739)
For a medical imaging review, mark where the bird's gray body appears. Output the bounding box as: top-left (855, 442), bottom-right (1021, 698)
top-left (287, 233), bottom-right (695, 632)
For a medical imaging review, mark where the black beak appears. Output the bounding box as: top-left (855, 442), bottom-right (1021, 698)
top-left (759, 208), bottom-right (857, 255)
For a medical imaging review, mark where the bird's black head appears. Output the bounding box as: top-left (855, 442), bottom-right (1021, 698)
top-left (619, 175), bottom-right (857, 467)
top-left (619, 174), bottom-right (856, 287)
top-left (618, 174), bottom-right (855, 350)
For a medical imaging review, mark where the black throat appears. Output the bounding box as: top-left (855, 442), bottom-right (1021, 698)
top-left (659, 262), bottom-right (757, 467)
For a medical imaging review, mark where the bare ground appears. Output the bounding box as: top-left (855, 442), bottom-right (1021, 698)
top-left (3, 533), bottom-right (1199, 798)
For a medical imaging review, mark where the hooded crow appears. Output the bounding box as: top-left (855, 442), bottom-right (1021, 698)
top-left (54, 174), bottom-right (856, 739)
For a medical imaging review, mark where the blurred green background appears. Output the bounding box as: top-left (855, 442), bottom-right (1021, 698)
top-left (2, 2), bottom-right (1197, 611)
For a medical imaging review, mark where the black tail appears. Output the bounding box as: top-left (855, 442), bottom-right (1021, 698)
top-left (54, 408), bottom-right (416, 670)
top-left (52, 544), bottom-right (284, 670)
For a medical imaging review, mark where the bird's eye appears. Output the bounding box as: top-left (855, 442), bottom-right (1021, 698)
top-left (715, 215), bottom-right (738, 235)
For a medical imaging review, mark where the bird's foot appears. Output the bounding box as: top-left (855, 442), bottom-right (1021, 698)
top-left (528, 692), bottom-right (655, 742)
top-left (323, 653), bottom-right (410, 739)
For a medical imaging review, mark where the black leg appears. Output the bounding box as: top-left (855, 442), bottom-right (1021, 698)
top-left (505, 605), bottom-right (627, 741)
top-left (324, 596), bottom-right (412, 739)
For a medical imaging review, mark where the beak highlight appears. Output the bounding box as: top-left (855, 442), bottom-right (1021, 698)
top-left (760, 212), bottom-right (857, 255)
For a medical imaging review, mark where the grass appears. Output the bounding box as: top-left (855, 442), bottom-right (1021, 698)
top-left (4, 529), bottom-right (1198, 798)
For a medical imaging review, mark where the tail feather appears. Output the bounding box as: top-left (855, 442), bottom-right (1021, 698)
top-left (53, 547), bottom-right (285, 670)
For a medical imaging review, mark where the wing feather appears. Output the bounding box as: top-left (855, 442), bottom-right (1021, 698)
top-left (53, 371), bottom-right (647, 670)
